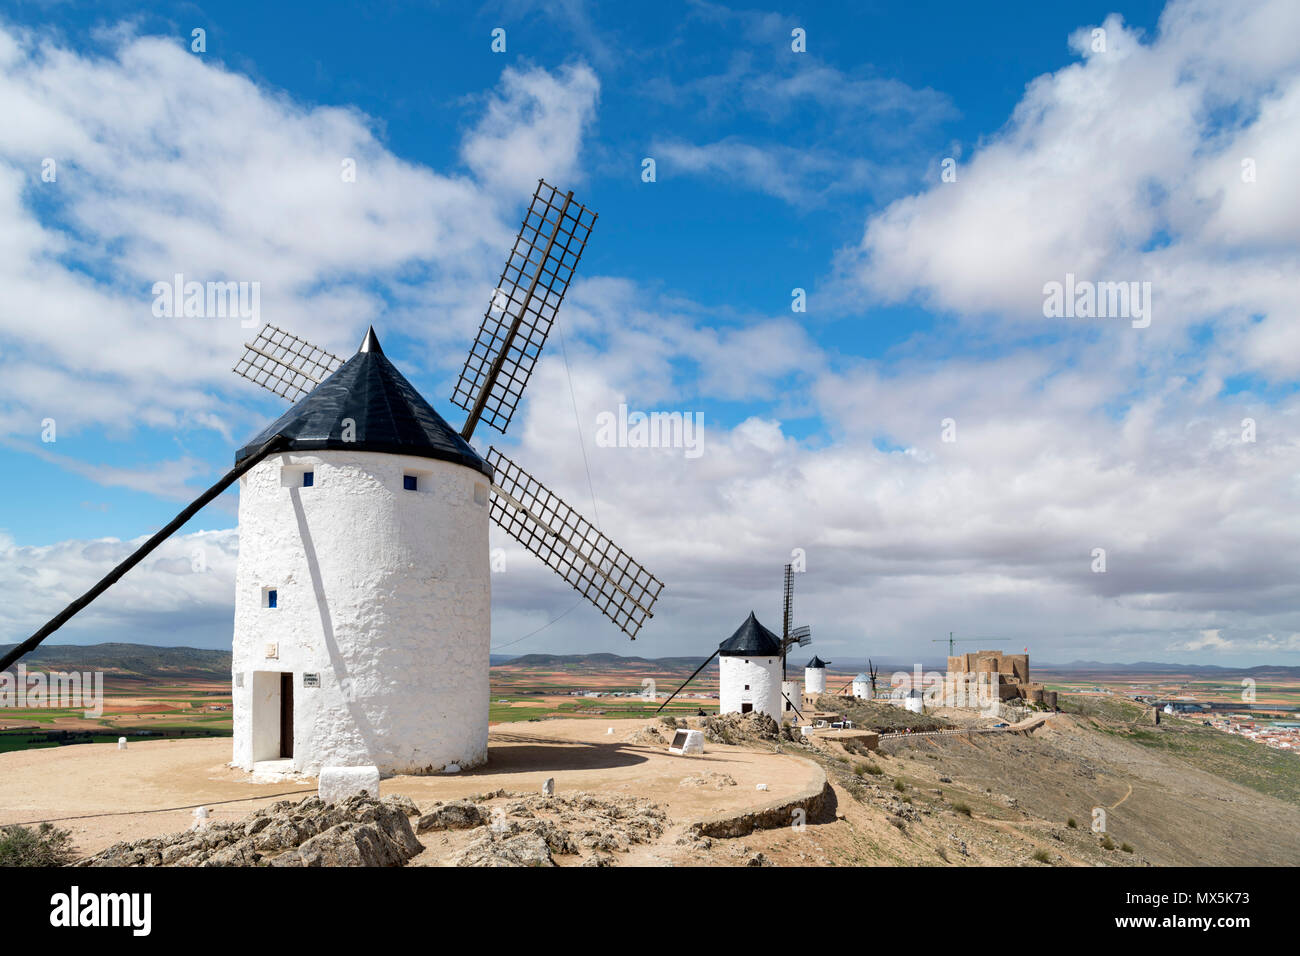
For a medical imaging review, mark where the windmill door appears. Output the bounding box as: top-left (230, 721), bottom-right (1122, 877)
top-left (279, 673), bottom-right (294, 758)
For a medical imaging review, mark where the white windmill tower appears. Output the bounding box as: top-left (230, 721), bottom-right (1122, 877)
top-left (657, 612), bottom-right (784, 720)
top-left (715, 612), bottom-right (784, 719)
top-left (655, 564), bottom-right (810, 722)
top-left (851, 660), bottom-right (880, 699)
top-left (804, 655), bottom-right (830, 696)
top-left (0, 181), bottom-right (664, 779)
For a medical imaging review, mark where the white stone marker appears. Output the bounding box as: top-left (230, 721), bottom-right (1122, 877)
top-left (668, 729), bottom-right (704, 756)
top-left (318, 765), bottom-right (380, 804)
top-left (542, 777), bottom-right (555, 797)
top-left (117, 737), bottom-right (127, 750)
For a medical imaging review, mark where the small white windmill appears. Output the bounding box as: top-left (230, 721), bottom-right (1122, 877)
top-left (656, 563), bottom-right (810, 721)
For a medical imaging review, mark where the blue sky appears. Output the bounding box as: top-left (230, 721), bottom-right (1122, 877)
top-left (1, 0), bottom-right (1298, 664)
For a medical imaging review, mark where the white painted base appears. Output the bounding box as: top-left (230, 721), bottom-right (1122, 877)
top-left (319, 765), bottom-right (380, 804)
top-left (251, 758), bottom-right (295, 775)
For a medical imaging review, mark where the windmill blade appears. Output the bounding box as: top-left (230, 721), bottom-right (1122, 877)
top-left (782, 563), bottom-right (794, 640)
top-left (656, 650), bottom-right (718, 713)
top-left (453, 180), bottom-right (597, 439)
top-left (486, 446), bottom-right (663, 640)
top-left (233, 325), bottom-right (344, 403)
top-left (791, 625), bottom-right (812, 646)
top-left (0, 433), bottom-right (289, 674)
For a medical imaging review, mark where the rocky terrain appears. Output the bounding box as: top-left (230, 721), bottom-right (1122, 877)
top-left (78, 794), bottom-right (423, 866)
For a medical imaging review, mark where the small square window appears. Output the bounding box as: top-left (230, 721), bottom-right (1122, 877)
top-left (302, 471), bottom-right (314, 487)
top-left (744, 684), bottom-right (750, 690)
top-left (403, 474), bottom-right (418, 491)
top-left (263, 588), bottom-right (278, 609)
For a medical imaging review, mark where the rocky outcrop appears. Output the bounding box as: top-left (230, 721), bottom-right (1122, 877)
top-left (422, 790), bottom-right (666, 866)
top-left (699, 711), bottom-right (780, 745)
top-left (417, 800), bottom-right (488, 832)
top-left (454, 831), bottom-right (554, 867)
top-left (77, 795), bottom-right (422, 867)
top-left (687, 759), bottom-right (833, 839)
top-left (679, 772), bottom-right (738, 790)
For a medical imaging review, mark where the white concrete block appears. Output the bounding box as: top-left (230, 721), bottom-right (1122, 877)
top-left (318, 765), bottom-right (380, 804)
top-left (117, 737), bottom-right (127, 750)
top-left (668, 729), bottom-right (705, 755)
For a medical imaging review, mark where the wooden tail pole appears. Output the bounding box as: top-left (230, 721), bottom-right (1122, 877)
top-left (0, 434), bottom-right (288, 674)
top-left (655, 649), bottom-right (719, 714)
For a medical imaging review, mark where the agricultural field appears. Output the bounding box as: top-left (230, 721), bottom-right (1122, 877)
top-left (1036, 666), bottom-right (1300, 715)
top-left (487, 653), bottom-right (722, 724)
top-left (0, 676), bottom-right (233, 753)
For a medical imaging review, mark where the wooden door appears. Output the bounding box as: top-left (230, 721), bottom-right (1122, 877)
top-left (279, 672), bottom-right (294, 758)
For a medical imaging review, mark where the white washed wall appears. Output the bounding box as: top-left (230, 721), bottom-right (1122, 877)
top-left (719, 655), bottom-right (782, 719)
top-left (231, 450), bottom-right (490, 775)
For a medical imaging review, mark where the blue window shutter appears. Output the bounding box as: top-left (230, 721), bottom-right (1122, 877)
top-left (302, 471), bottom-right (314, 487)
top-left (403, 474), bottom-right (418, 491)
top-left (267, 589), bottom-right (277, 609)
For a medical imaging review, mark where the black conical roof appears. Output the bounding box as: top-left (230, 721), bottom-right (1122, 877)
top-left (235, 327), bottom-right (492, 477)
top-left (806, 655), bottom-right (829, 668)
top-left (718, 611), bottom-right (783, 657)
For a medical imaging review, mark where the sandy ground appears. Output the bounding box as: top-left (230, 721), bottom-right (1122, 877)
top-left (0, 718), bottom-right (821, 859)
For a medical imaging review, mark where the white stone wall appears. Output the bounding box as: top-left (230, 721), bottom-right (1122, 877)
top-left (231, 450), bottom-right (491, 775)
top-left (805, 666), bottom-right (827, 695)
top-left (719, 655), bottom-right (782, 719)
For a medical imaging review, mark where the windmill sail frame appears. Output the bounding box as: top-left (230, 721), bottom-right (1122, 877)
top-left (452, 179), bottom-right (597, 439)
top-left (486, 446), bottom-right (662, 639)
top-left (233, 324), bottom-right (344, 403)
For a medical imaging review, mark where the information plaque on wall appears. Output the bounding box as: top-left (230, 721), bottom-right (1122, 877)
top-left (303, 673), bottom-right (320, 688)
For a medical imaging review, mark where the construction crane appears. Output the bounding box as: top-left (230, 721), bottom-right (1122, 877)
top-left (932, 633), bottom-right (1009, 657)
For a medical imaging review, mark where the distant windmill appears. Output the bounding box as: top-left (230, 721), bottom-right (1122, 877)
top-left (849, 659), bottom-right (880, 699)
top-left (656, 563), bottom-right (809, 717)
top-left (3, 179), bottom-right (664, 776)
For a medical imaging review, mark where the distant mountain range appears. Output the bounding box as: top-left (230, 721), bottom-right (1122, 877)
top-left (0, 642), bottom-right (230, 680)
top-left (493, 652), bottom-right (1300, 678)
top-left (1041, 660), bottom-right (1300, 678)
top-left (494, 652), bottom-right (708, 669)
top-left (4, 644), bottom-right (1296, 681)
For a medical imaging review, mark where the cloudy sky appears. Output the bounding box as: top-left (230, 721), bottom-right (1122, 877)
top-left (1, 0), bottom-right (1298, 666)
